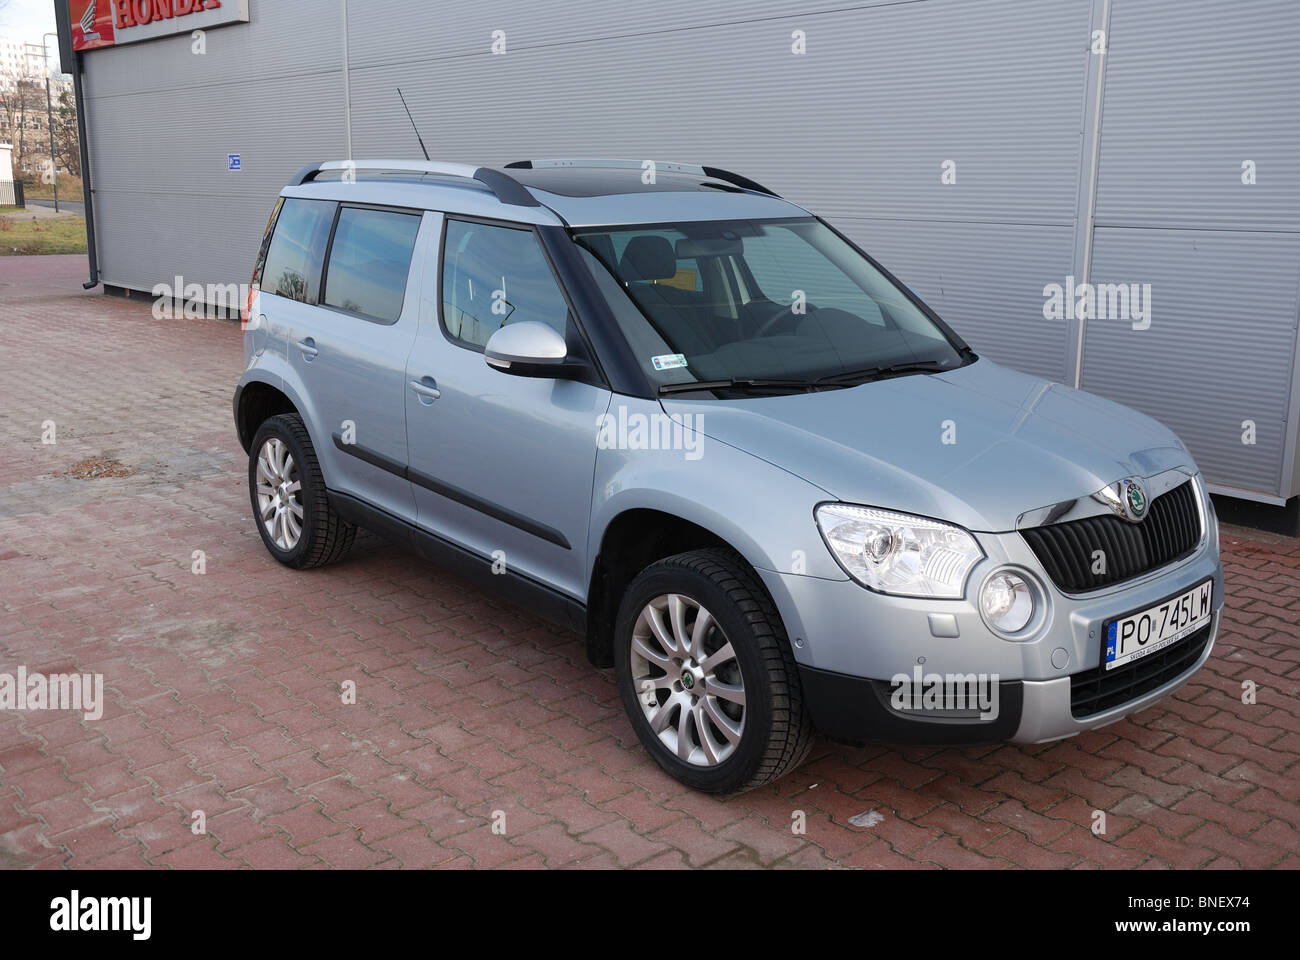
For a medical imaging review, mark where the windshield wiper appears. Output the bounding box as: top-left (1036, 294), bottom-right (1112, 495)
top-left (658, 377), bottom-right (833, 396)
top-left (657, 358), bottom-right (966, 396)
top-left (814, 359), bottom-right (954, 386)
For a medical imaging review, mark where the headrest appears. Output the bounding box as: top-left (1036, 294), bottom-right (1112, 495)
top-left (619, 235), bottom-right (677, 281)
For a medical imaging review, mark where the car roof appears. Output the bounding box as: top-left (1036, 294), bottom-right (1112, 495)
top-left (279, 159), bottom-right (812, 228)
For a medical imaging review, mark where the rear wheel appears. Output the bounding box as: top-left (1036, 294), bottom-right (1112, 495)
top-left (613, 549), bottom-right (814, 793)
top-left (248, 414), bottom-right (354, 568)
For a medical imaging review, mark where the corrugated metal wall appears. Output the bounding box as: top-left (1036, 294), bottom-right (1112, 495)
top-left (83, 2), bottom-right (346, 301)
top-left (1083, 0), bottom-right (1300, 502)
top-left (81, 0), bottom-right (1300, 503)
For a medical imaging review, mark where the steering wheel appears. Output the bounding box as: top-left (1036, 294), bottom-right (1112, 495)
top-left (751, 301), bottom-right (805, 338)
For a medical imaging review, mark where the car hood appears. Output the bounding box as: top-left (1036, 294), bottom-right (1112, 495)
top-left (659, 359), bottom-right (1192, 532)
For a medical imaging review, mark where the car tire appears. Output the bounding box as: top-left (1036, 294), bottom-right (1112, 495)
top-left (248, 413), bottom-right (354, 569)
top-left (613, 548), bottom-right (815, 793)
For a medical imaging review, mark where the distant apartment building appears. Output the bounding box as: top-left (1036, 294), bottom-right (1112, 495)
top-left (0, 36), bottom-right (75, 178)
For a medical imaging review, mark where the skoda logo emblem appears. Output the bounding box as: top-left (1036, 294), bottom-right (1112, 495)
top-left (680, 671), bottom-right (695, 690)
top-left (1092, 476), bottom-right (1152, 523)
top-left (1122, 478), bottom-right (1148, 522)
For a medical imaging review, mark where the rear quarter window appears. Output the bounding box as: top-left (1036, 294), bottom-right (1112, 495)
top-left (260, 198), bottom-right (335, 303)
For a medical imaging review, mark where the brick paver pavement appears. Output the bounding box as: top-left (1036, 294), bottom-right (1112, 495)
top-left (1, 256), bottom-right (1297, 869)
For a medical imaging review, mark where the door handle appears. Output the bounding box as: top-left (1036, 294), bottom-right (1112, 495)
top-left (409, 376), bottom-right (441, 404)
top-left (297, 337), bottom-right (319, 361)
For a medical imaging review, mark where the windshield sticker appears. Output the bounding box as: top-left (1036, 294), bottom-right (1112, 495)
top-left (652, 354), bottom-right (689, 371)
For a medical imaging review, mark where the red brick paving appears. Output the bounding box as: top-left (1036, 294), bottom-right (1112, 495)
top-left (0, 256), bottom-right (1297, 869)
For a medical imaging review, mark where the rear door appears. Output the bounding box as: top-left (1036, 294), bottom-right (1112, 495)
top-left (261, 196), bottom-right (429, 520)
top-left (404, 216), bottom-right (611, 599)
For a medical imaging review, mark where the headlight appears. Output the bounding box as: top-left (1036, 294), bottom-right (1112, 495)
top-left (980, 571), bottom-right (1035, 634)
top-left (815, 504), bottom-right (983, 598)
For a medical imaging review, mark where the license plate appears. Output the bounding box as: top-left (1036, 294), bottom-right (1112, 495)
top-left (1104, 579), bottom-right (1214, 671)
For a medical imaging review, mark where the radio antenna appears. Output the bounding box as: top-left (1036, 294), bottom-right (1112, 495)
top-left (397, 88), bottom-right (431, 161)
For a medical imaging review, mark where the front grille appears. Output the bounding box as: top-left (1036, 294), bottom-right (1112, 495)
top-left (1070, 622), bottom-right (1212, 718)
top-left (1021, 480), bottom-right (1200, 593)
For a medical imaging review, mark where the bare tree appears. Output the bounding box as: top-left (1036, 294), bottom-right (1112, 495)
top-left (54, 87), bottom-right (79, 177)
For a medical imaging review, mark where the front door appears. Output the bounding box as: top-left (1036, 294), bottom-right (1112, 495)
top-left (404, 216), bottom-right (611, 599)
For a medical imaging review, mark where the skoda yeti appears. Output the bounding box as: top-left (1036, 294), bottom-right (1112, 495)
top-left (233, 159), bottom-right (1223, 793)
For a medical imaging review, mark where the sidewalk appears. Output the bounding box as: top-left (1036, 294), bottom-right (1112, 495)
top-left (0, 203), bottom-right (81, 221)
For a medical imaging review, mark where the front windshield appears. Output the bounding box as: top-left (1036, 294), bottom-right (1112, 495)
top-left (573, 218), bottom-right (968, 395)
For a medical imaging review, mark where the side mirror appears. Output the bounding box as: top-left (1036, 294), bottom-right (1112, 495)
top-left (484, 321), bottom-right (583, 379)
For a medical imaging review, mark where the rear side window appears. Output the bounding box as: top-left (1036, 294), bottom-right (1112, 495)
top-left (261, 198), bottom-right (335, 303)
top-left (323, 207), bottom-right (422, 323)
top-left (441, 219), bottom-right (570, 350)
top-left (250, 197), bottom-right (284, 293)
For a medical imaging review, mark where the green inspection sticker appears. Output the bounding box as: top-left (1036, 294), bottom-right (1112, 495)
top-left (651, 354), bottom-right (689, 371)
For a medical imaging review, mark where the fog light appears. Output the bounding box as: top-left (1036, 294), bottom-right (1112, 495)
top-left (981, 571), bottom-right (1034, 634)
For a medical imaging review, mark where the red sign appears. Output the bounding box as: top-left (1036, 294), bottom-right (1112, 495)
top-left (70, 0), bottom-right (116, 51)
top-left (71, 1), bottom-right (242, 53)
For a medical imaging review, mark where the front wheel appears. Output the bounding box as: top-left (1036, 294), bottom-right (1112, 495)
top-left (613, 549), bottom-right (814, 793)
top-left (248, 414), bottom-right (354, 569)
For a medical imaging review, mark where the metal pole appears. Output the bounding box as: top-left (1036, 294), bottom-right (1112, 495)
top-left (42, 34), bottom-right (60, 212)
top-left (45, 77), bottom-right (58, 212)
top-left (341, 0), bottom-right (352, 161)
top-left (71, 57), bottom-right (97, 288)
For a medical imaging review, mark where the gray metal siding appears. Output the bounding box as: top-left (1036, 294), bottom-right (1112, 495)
top-left (1095, 0), bottom-right (1300, 231)
top-left (1089, 0), bottom-right (1300, 499)
top-left (76, 0), bottom-right (1300, 501)
top-left (352, 0), bottom-right (1091, 221)
top-left (83, 0), bottom-right (346, 297)
top-left (1081, 228), bottom-right (1300, 495)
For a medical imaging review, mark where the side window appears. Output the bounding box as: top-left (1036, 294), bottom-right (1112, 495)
top-left (441, 219), bottom-right (569, 350)
top-left (260, 198), bottom-right (335, 304)
top-left (323, 207), bottom-right (422, 323)
top-left (250, 196), bottom-right (284, 294)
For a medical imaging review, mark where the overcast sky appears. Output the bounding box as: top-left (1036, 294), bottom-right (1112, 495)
top-left (1, 0), bottom-right (62, 70)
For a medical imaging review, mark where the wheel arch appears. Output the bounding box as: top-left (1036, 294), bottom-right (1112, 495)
top-left (584, 507), bottom-right (785, 668)
top-left (235, 378), bottom-right (300, 453)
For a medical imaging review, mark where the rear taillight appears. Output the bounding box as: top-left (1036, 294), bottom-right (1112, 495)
top-left (245, 197), bottom-right (283, 330)
top-left (243, 283), bottom-right (258, 329)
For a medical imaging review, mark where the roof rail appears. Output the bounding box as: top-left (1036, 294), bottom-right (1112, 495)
top-left (289, 159), bottom-right (540, 208)
top-left (504, 158), bottom-right (780, 198)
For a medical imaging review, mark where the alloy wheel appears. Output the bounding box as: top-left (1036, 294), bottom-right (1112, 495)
top-left (255, 437), bottom-right (303, 550)
top-left (629, 593), bottom-right (747, 766)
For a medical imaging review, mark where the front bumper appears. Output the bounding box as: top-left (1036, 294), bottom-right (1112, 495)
top-left (796, 611), bottom-right (1218, 744)
top-left (759, 482), bottom-right (1224, 745)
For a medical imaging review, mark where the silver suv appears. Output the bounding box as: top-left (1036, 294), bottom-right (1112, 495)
top-left (234, 158), bottom-right (1224, 793)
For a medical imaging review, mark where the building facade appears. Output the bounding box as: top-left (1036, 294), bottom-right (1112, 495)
top-left (62, 0), bottom-right (1300, 506)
